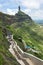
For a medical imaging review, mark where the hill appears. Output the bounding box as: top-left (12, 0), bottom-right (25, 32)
top-left (9, 10), bottom-right (43, 59)
top-left (0, 24), bottom-right (20, 65)
top-left (0, 10), bottom-right (32, 25)
top-left (0, 9), bottom-right (43, 65)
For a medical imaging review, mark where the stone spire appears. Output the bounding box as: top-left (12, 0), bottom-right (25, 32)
top-left (18, 6), bottom-right (20, 11)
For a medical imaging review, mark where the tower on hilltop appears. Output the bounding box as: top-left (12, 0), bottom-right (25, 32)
top-left (18, 6), bottom-right (21, 11)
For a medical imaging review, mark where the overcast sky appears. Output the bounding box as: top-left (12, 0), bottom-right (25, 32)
top-left (0, 0), bottom-right (43, 20)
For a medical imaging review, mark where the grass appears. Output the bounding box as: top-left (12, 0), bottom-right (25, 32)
top-left (0, 25), bottom-right (20, 65)
top-left (9, 21), bottom-right (43, 60)
top-left (0, 10), bottom-right (43, 61)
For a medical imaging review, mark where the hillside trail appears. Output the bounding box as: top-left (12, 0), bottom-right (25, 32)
top-left (6, 35), bottom-right (43, 65)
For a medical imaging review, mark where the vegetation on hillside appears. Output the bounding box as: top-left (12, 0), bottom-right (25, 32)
top-left (9, 21), bottom-right (43, 60)
top-left (7, 11), bottom-right (43, 60)
top-left (0, 10), bottom-right (43, 65)
top-left (0, 21), bottom-right (20, 65)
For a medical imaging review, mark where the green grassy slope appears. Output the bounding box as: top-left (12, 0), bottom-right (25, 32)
top-left (4, 10), bottom-right (43, 60)
top-left (0, 22), bottom-right (20, 65)
top-left (9, 20), bottom-right (43, 60)
top-left (0, 10), bottom-right (43, 62)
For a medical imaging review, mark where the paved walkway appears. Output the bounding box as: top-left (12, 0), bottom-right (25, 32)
top-left (6, 35), bottom-right (43, 65)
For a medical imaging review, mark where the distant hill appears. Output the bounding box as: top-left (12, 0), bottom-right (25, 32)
top-left (35, 20), bottom-right (43, 25)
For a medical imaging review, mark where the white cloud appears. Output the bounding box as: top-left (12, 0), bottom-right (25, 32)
top-left (30, 10), bottom-right (43, 20)
top-left (20, 0), bottom-right (43, 19)
top-left (38, 0), bottom-right (43, 4)
top-left (6, 8), bottom-right (18, 15)
top-left (21, 0), bottom-right (40, 9)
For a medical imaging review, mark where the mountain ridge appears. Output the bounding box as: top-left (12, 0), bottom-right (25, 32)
top-left (0, 10), bottom-right (32, 25)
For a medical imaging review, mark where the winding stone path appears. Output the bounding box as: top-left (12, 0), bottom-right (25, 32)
top-left (6, 35), bottom-right (43, 65)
